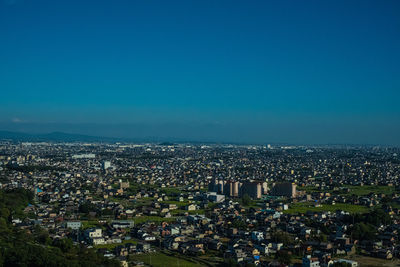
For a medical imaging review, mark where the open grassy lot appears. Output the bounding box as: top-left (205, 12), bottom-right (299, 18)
top-left (299, 186), bottom-right (328, 193)
top-left (160, 187), bottom-right (184, 196)
top-left (160, 200), bottom-right (190, 207)
top-left (299, 185), bottom-right (397, 196)
top-left (82, 220), bottom-right (107, 230)
top-left (284, 202), bottom-right (369, 214)
top-left (130, 252), bottom-right (202, 267)
top-left (133, 216), bottom-right (176, 225)
top-left (170, 209), bottom-right (205, 215)
top-left (346, 185), bottom-right (396, 196)
top-left (95, 239), bottom-right (137, 250)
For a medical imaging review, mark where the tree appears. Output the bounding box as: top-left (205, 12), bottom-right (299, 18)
top-left (275, 250), bottom-right (292, 265)
top-left (241, 194), bottom-right (252, 206)
top-left (271, 230), bottom-right (294, 245)
top-left (315, 233), bottom-right (328, 243)
top-left (351, 222), bottom-right (376, 241)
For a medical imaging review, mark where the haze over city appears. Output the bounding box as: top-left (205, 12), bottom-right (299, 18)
top-left (1, 0), bottom-right (400, 144)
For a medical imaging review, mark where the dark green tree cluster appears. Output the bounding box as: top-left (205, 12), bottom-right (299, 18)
top-left (275, 250), bottom-right (292, 265)
top-left (241, 194), bottom-right (252, 206)
top-left (231, 218), bottom-right (247, 230)
top-left (0, 189), bottom-right (120, 267)
top-left (345, 208), bottom-right (392, 241)
top-left (271, 230), bottom-right (294, 246)
top-left (351, 222), bottom-right (376, 241)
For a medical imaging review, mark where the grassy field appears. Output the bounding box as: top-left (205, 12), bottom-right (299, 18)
top-left (299, 186), bottom-right (326, 193)
top-left (95, 239), bottom-right (137, 250)
top-left (130, 252), bottom-right (202, 267)
top-left (82, 220), bottom-right (107, 230)
top-left (160, 187), bottom-right (184, 196)
top-left (284, 202), bottom-right (369, 214)
top-left (345, 185), bottom-right (396, 196)
top-left (299, 185), bottom-right (397, 196)
top-left (170, 209), bottom-right (205, 215)
top-left (160, 200), bottom-right (190, 207)
top-left (133, 216), bottom-right (177, 225)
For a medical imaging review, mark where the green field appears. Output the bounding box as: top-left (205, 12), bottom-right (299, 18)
top-left (170, 209), bottom-right (205, 215)
top-left (95, 239), bottom-right (137, 250)
top-left (300, 185), bottom-right (397, 196)
top-left (160, 187), bottom-right (184, 196)
top-left (130, 252), bottom-right (202, 267)
top-left (284, 202), bottom-right (369, 214)
top-left (346, 185), bottom-right (396, 196)
top-left (133, 216), bottom-right (177, 224)
top-left (160, 200), bottom-right (190, 207)
top-left (82, 220), bottom-right (106, 230)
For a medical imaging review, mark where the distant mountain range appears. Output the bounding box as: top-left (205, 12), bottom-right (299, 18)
top-left (0, 130), bottom-right (208, 144)
top-left (0, 131), bottom-right (121, 142)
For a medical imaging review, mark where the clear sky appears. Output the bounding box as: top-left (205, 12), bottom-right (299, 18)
top-left (1, 0), bottom-right (399, 144)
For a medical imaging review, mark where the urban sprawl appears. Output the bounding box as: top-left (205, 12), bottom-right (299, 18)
top-left (1, 142), bottom-right (400, 267)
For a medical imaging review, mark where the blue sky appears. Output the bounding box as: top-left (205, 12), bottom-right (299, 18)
top-left (1, 0), bottom-right (399, 144)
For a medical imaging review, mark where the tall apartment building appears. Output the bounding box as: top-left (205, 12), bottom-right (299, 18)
top-left (272, 182), bottom-right (297, 198)
top-left (240, 181), bottom-right (262, 199)
top-left (208, 179), bottom-right (264, 199)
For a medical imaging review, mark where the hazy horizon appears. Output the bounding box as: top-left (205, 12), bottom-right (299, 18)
top-left (1, 120), bottom-right (399, 146)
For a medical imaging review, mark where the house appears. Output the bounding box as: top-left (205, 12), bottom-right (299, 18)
top-left (85, 228), bottom-right (102, 238)
top-left (255, 244), bottom-right (269, 255)
top-left (92, 237), bottom-right (105, 245)
top-left (302, 255), bottom-right (320, 267)
top-left (111, 220), bottom-right (135, 229)
top-left (186, 204), bottom-right (196, 211)
top-left (137, 243), bottom-right (151, 253)
top-left (208, 239), bottom-right (222, 250)
top-left (251, 231), bottom-right (264, 241)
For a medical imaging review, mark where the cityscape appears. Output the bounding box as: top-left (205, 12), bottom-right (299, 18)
top-left (1, 142), bottom-right (400, 266)
top-left (1, 0), bottom-right (400, 266)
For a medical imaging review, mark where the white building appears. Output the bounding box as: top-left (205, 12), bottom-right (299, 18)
top-left (72, 153), bottom-right (96, 159)
top-left (102, 161), bottom-right (111, 170)
top-left (251, 231), bottom-right (264, 241)
top-left (334, 259), bottom-right (358, 267)
top-left (207, 192), bottom-right (225, 202)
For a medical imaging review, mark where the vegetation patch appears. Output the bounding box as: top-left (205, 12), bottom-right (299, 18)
top-left (284, 202), bottom-right (369, 214)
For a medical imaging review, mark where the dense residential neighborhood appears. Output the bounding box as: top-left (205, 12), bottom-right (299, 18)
top-left (1, 141), bottom-right (400, 266)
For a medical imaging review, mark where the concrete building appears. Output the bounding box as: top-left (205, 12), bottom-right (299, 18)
top-left (240, 181), bottom-right (262, 199)
top-left (272, 182), bottom-right (297, 198)
top-left (102, 161), bottom-right (111, 170)
top-left (224, 181), bottom-right (239, 197)
top-left (262, 182), bottom-right (268, 194)
top-left (207, 192), bottom-right (225, 202)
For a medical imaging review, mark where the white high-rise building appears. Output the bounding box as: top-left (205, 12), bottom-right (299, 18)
top-left (102, 161), bottom-right (111, 170)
